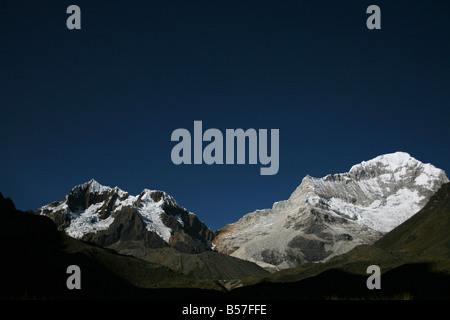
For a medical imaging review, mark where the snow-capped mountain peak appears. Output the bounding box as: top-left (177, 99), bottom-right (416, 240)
top-left (70, 178), bottom-right (115, 195)
top-left (36, 180), bottom-right (214, 253)
top-left (138, 189), bottom-right (180, 208)
top-left (315, 153), bottom-right (447, 232)
top-left (348, 152), bottom-right (445, 183)
top-left (214, 152), bottom-right (448, 270)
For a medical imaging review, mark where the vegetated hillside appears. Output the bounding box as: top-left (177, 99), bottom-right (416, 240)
top-left (375, 182), bottom-right (450, 260)
top-left (233, 183), bottom-right (450, 300)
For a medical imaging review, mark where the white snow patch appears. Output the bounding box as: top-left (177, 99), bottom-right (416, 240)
top-left (136, 194), bottom-right (173, 243)
top-left (350, 152), bottom-right (417, 173)
top-left (112, 191), bottom-right (174, 243)
top-left (65, 201), bottom-right (115, 238)
top-left (415, 173), bottom-right (430, 186)
top-left (328, 188), bottom-right (424, 232)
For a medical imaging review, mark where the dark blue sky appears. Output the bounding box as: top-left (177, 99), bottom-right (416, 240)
top-left (1, 0), bottom-right (449, 230)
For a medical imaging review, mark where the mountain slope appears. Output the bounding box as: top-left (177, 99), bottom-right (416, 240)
top-left (36, 179), bottom-right (214, 254)
top-left (375, 182), bottom-right (450, 259)
top-left (120, 247), bottom-right (269, 281)
top-left (214, 152), bottom-right (449, 270)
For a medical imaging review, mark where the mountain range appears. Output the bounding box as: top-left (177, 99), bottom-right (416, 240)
top-left (2, 151), bottom-right (449, 300)
top-left (2, 180), bottom-right (449, 300)
top-left (36, 152), bottom-right (448, 272)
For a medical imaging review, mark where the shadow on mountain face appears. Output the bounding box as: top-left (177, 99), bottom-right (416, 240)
top-left (118, 247), bottom-right (269, 280)
top-left (229, 263), bottom-right (450, 300)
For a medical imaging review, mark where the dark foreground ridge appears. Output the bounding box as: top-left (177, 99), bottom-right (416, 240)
top-left (230, 263), bottom-right (449, 300)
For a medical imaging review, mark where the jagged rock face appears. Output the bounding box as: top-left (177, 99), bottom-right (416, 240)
top-left (213, 152), bottom-right (449, 270)
top-left (36, 179), bottom-right (214, 254)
